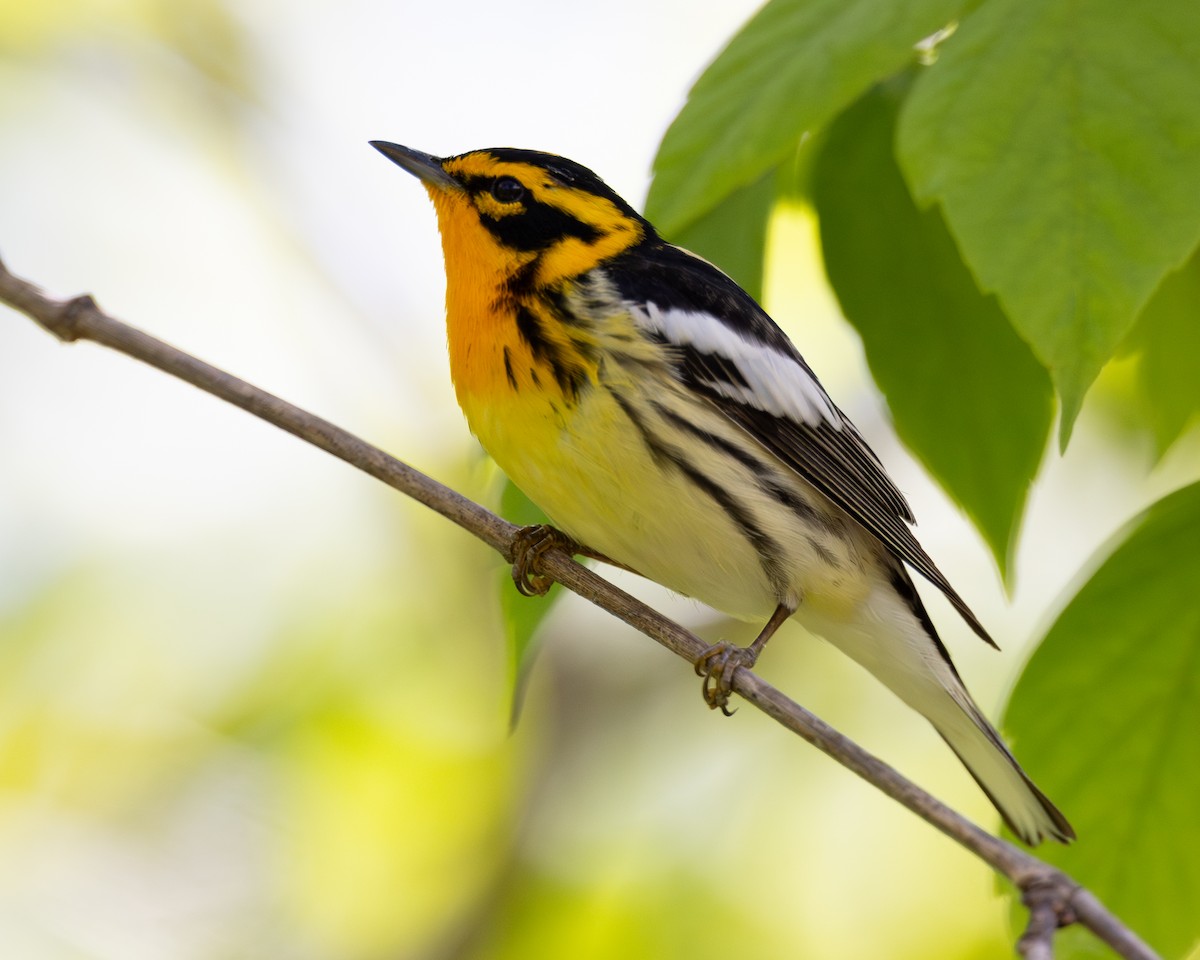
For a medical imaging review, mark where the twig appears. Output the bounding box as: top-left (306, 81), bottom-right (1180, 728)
top-left (1018, 877), bottom-right (1073, 959)
top-left (0, 255), bottom-right (1162, 960)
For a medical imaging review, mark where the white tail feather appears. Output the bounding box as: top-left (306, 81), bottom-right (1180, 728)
top-left (796, 582), bottom-right (1073, 845)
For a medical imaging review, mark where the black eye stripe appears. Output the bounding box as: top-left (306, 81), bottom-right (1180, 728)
top-left (480, 200), bottom-right (601, 251)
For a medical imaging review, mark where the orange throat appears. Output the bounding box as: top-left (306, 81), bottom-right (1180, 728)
top-left (428, 186), bottom-right (534, 408)
top-left (428, 186), bottom-right (632, 414)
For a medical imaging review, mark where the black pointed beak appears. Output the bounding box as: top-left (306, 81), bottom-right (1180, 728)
top-left (370, 141), bottom-right (461, 192)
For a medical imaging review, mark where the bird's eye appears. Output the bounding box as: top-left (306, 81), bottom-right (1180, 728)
top-left (491, 176), bottom-right (525, 203)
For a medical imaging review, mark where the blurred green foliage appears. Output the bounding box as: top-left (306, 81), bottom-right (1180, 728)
top-left (898, 0), bottom-right (1200, 439)
top-left (1124, 251), bottom-right (1200, 459)
top-left (812, 78), bottom-right (1053, 576)
top-left (669, 170), bottom-right (776, 303)
top-left (646, 0), bottom-right (968, 237)
top-left (1004, 482), bottom-right (1200, 960)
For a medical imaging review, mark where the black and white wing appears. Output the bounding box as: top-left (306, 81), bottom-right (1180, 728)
top-left (606, 242), bottom-right (995, 647)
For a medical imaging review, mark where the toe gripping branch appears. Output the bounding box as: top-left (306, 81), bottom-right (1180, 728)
top-left (695, 642), bottom-right (757, 716)
top-left (510, 524), bottom-right (577, 597)
top-left (693, 602), bottom-right (794, 717)
top-left (509, 524), bottom-right (634, 597)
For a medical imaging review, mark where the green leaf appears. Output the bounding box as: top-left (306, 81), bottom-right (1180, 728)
top-left (812, 80), bottom-right (1053, 577)
top-left (645, 0), bottom-right (968, 236)
top-left (898, 0), bottom-right (1200, 441)
top-left (1125, 248), bottom-right (1200, 458)
top-left (667, 169), bottom-right (777, 302)
top-left (497, 480), bottom-right (561, 726)
top-left (1003, 482), bottom-right (1200, 959)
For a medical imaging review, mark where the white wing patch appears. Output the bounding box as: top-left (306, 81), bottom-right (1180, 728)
top-left (635, 302), bottom-right (840, 428)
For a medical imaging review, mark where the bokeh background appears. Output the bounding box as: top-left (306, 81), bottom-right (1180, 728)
top-left (2, 2), bottom-right (1196, 958)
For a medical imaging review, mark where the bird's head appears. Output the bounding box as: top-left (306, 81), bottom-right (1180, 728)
top-left (371, 142), bottom-right (652, 286)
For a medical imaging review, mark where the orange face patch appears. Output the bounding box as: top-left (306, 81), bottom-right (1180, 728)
top-left (422, 151), bottom-right (643, 415)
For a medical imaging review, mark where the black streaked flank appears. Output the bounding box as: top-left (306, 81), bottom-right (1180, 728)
top-left (651, 402), bottom-right (838, 565)
top-left (609, 391), bottom-right (668, 469)
top-left (652, 403), bottom-right (811, 517)
top-left (708, 387), bottom-right (995, 647)
top-left (610, 391), bottom-right (790, 597)
top-left (673, 456), bottom-right (790, 598)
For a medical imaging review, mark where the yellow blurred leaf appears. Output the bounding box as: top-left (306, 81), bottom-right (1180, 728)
top-left (277, 699), bottom-right (515, 957)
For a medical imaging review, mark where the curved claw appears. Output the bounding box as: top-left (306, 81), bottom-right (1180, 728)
top-left (510, 524), bottom-right (569, 597)
top-left (694, 641), bottom-right (755, 716)
top-left (693, 603), bottom-right (793, 716)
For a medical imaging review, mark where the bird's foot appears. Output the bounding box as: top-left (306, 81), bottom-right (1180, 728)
top-left (510, 524), bottom-right (578, 597)
top-left (693, 603), bottom-right (794, 716)
top-left (694, 641), bottom-right (759, 717)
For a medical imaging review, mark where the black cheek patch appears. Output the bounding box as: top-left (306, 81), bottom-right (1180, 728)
top-left (481, 198), bottom-right (602, 251)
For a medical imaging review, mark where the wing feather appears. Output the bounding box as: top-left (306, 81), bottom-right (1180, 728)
top-left (604, 242), bottom-right (995, 647)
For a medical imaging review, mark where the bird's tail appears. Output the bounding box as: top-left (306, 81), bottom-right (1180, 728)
top-left (798, 572), bottom-right (1074, 846)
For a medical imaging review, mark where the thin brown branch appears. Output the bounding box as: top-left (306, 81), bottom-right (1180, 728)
top-left (0, 255), bottom-right (1162, 960)
top-left (1019, 878), bottom-right (1072, 960)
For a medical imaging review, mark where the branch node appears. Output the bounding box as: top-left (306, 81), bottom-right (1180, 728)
top-left (1018, 874), bottom-right (1080, 958)
top-left (55, 294), bottom-right (96, 343)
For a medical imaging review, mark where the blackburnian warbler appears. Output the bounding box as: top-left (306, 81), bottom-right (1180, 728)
top-left (371, 141), bottom-right (1073, 845)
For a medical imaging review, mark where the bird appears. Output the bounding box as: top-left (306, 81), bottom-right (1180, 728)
top-left (370, 140), bottom-right (1074, 845)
